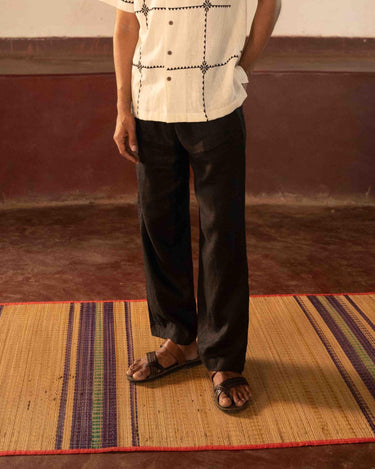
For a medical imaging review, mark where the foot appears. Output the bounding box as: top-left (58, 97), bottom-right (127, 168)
top-left (126, 338), bottom-right (199, 381)
top-left (210, 370), bottom-right (252, 408)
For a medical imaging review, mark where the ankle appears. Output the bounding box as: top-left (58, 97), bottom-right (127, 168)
top-left (178, 339), bottom-right (197, 349)
top-left (211, 370), bottom-right (242, 378)
top-left (176, 340), bottom-right (199, 360)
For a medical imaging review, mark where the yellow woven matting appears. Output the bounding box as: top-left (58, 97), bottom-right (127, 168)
top-left (0, 293), bottom-right (374, 456)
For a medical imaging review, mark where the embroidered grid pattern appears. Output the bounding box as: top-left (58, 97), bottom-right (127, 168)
top-left (133, 1), bottom-right (244, 121)
top-left (99, 0), bottom-right (248, 122)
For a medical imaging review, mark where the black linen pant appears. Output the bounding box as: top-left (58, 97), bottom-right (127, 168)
top-left (134, 105), bottom-right (249, 373)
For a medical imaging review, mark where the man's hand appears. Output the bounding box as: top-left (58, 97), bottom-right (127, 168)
top-left (113, 111), bottom-right (139, 165)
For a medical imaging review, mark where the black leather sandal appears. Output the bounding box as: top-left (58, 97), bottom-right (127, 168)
top-left (127, 338), bottom-right (202, 383)
top-left (211, 371), bottom-right (251, 412)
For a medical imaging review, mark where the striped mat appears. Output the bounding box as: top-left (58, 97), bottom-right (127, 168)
top-left (0, 292), bottom-right (375, 456)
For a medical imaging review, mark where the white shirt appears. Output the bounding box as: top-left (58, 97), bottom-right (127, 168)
top-left (99, 0), bottom-right (249, 122)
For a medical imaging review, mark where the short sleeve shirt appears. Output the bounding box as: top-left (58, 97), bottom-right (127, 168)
top-left (98, 0), bottom-right (249, 123)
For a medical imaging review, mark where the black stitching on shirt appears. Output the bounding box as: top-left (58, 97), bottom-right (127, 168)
top-left (132, 0), bottom-right (243, 122)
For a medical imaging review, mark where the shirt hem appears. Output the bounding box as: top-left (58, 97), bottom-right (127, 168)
top-left (133, 93), bottom-right (248, 123)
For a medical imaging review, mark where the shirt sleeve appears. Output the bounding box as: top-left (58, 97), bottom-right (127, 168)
top-left (97, 0), bottom-right (134, 13)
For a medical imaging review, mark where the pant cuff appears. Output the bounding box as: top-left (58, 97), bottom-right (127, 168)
top-left (150, 322), bottom-right (197, 345)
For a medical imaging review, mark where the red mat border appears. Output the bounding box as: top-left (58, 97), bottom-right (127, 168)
top-left (1, 291), bottom-right (374, 455)
top-left (1, 290), bottom-right (374, 306)
top-left (1, 437), bottom-right (375, 456)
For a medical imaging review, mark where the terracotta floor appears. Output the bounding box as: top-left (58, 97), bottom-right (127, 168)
top-left (0, 199), bottom-right (375, 468)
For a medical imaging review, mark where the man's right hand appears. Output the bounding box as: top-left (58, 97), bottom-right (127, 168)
top-left (113, 111), bottom-right (140, 165)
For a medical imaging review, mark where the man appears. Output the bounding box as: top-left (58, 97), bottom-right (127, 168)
top-left (99, 0), bottom-right (281, 412)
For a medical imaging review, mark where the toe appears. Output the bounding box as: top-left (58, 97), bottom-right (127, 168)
top-left (126, 365), bottom-right (135, 376)
top-left (244, 384), bottom-right (252, 398)
top-left (126, 361), bottom-right (141, 376)
top-left (132, 366), bottom-right (150, 380)
top-left (219, 392), bottom-right (233, 407)
top-left (233, 389), bottom-right (248, 406)
top-left (232, 390), bottom-right (241, 406)
top-left (236, 392), bottom-right (246, 404)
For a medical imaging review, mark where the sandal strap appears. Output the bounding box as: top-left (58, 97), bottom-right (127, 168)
top-left (160, 338), bottom-right (187, 365)
top-left (210, 373), bottom-right (248, 388)
top-left (146, 350), bottom-right (165, 377)
top-left (218, 376), bottom-right (249, 390)
top-left (143, 339), bottom-right (188, 378)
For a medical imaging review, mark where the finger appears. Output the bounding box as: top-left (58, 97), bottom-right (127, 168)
top-left (127, 132), bottom-right (138, 156)
top-left (119, 147), bottom-right (138, 164)
top-left (123, 145), bottom-right (139, 164)
top-left (114, 135), bottom-right (139, 164)
top-left (123, 134), bottom-right (140, 164)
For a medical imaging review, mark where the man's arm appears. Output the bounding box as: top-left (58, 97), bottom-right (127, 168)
top-left (112, 9), bottom-right (140, 164)
top-left (239, 0), bottom-right (282, 78)
top-left (113, 10), bottom-right (139, 115)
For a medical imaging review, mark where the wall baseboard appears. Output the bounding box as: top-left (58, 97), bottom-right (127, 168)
top-left (1, 36), bottom-right (375, 58)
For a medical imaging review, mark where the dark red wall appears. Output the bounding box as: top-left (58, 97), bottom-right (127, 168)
top-left (1, 37), bottom-right (374, 204)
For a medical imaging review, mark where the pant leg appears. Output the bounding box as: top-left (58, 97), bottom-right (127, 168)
top-left (175, 105), bottom-right (249, 372)
top-left (134, 117), bottom-right (197, 345)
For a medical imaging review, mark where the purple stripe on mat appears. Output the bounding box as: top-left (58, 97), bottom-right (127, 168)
top-left (70, 301), bottom-right (96, 449)
top-left (124, 301), bottom-right (140, 446)
top-left (0, 305), bottom-right (3, 318)
top-left (55, 302), bottom-right (75, 449)
top-left (327, 295), bottom-right (375, 359)
top-left (294, 295), bottom-right (375, 434)
top-left (344, 295), bottom-right (375, 332)
top-left (310, 295), bottom-right (375, 400)
top-left (102, 301), bottom-right (117, 448)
